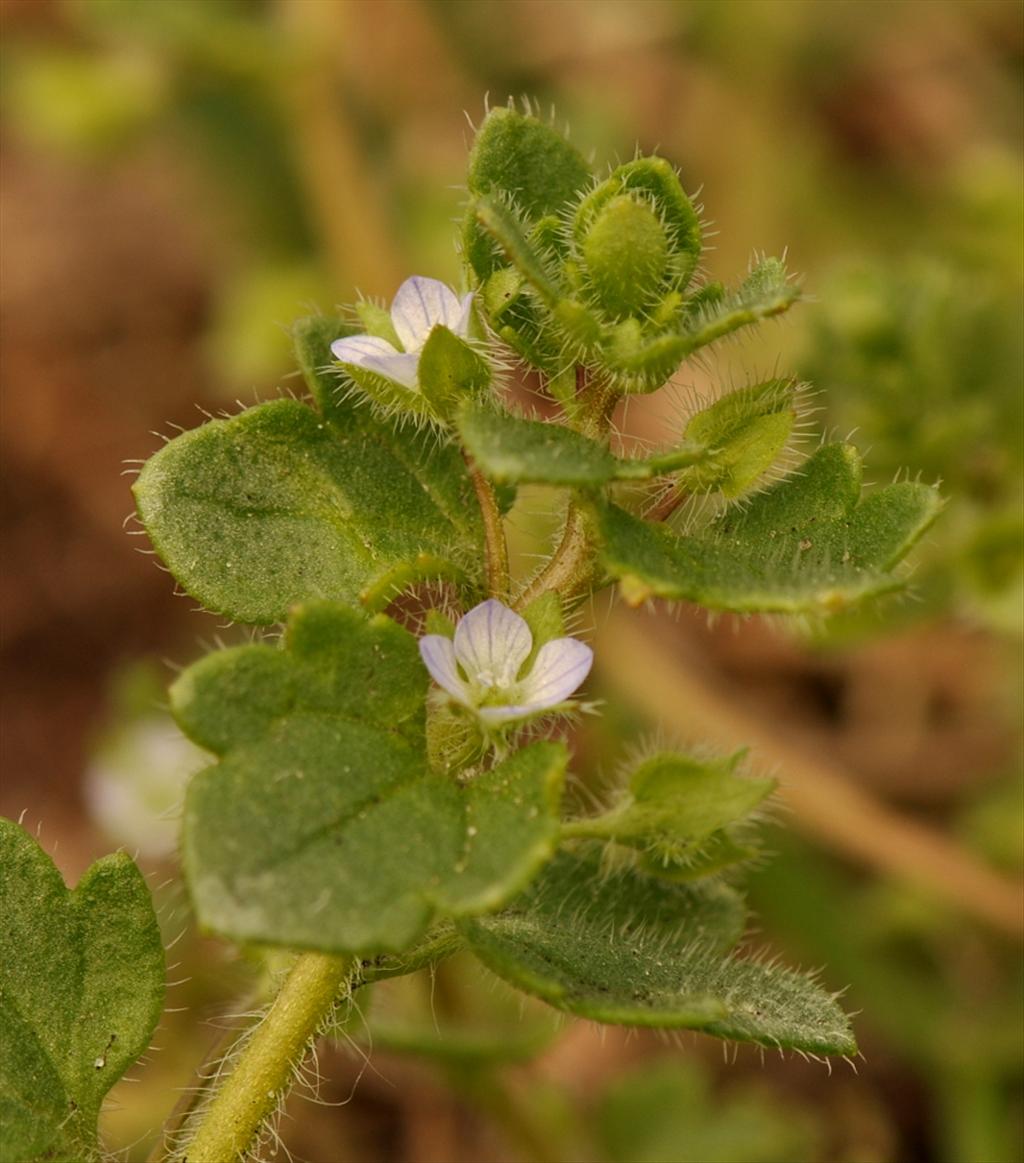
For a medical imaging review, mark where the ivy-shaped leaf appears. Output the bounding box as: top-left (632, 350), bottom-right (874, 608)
top-left (176, 602), bottom-right (566, 954)
top-left (597, 443), bottom-right (943, 613)
top-left (0, 820), bottom-right (164, 1163)
top-left (133, 316), bottom-right (485, 625)
top-left (460, 848), bottom-right (855, 1054)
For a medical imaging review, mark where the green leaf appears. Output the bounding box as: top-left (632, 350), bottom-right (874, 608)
top-left (681, 256), bottom-right (800, 353)
top-left (458, 403), bottom-right (617, 486)
top-left (134, 398), bottom-right (481, 624)
top-left (597, 444), bottom-right (943, 614)
top-left (678, 378), bottom-right (798, 498)
top-left (564, 750), bottom-right (774, 874)
top-left (417, 324), bottom-right (492, 417)
top-left (465, 105), bottom-right (591, 280)
top-left (461, 848), bottom-right (856, 1054)
top-left (293, 314), bottom-right (484, 547)
top-left (137, 313), bottom-right (491, 625)
top-left (473, 196), bottom-right (563, 308)
top-left (457, 402), bottom-right (705, 487)
top-left (177, 602), bottom-right (567, 954)
top-left (0, 820), bottom-right (164, 1162)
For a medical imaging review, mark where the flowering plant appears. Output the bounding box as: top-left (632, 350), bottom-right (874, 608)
top-left (1, 104), bottom-right (942, 1163)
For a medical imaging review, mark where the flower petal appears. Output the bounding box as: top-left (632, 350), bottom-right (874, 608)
top-left (419, 635), bottom-right (472, 705)
top-left (332, 334), bottom-right (420, 389)
top-left (331, 334), bottom-right (399, 362)
top-left (453, 599), bottom-right (532, 689)
top-left (518, 637), bottom-right (593, 709)
top-left (391, 276), bottom-right (466, 352)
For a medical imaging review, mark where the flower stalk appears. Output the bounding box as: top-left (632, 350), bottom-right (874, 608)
top-left (464, 450), bottom-right (510, 600)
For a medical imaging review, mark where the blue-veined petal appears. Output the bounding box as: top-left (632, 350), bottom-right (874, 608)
top-left (332, 334), bottom-right (420, 389)
top-left (517, 637), bottom-right (593, 709)
top-left (419, 635), bottom-right (472, 705)
top-left (453, 599), bottom-right (532, 689)
top-left (391, 276), bottom-right (469, 352)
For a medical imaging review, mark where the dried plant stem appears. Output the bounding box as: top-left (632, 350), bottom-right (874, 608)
top-left (598, 609), bottom-right (1024, 939)
top-left (465, 451), bottom-right (511, 599)
top-left (181, 952), bottom-right (354, 1163)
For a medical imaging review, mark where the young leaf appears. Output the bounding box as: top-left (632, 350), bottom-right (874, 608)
top-left (417, 324), bottom-right (492, 417)
top-left (677, 378), bottom-right (798, 498)
top-left (598, 444), bottom-right (943, 613)
top-left (460, 848), bottom-right (856, 1054)
top-left (457, 402), bottom-right (705, 487)
top-left (0, 820), bottom-right (164, 1163)
top-left (458, 403), bottom-right (618, 486)
top-left (465, 105), bottom-right (592, 280)
top-left (680, 256), bottom-right (800, 353)
top-left (176, 602), bottom-right (567, 954)
top-left (564, 750), bottom-right (774, 874)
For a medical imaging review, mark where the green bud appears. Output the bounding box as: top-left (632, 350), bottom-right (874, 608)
top-left (574, 157), bottom-right (702, 305)
top-left (581, 195), bottom-right (669, 318)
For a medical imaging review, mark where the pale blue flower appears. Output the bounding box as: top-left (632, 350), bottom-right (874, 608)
top-left (419, 599), bottom-right (593, 726)
top-left (331, 275), bottom-right (474, 390)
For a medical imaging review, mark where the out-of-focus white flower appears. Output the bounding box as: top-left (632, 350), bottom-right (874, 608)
top-left (419, 598), bottom-right (593, 726)
top-left (85, 719), bottom-right (207, 859)
top-left (331, 275), bottom-right (474, 390)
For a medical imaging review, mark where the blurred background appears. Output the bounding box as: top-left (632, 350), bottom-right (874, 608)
top-left (1, 1), bottom-right (1022, 1160)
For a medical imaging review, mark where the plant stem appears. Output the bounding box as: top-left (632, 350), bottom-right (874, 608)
top-left (464, 451), bottom-right (511, 599)
top-left (181, 952), bottom-right (354, 1163)
top-left (516, 370), bottom-right (619, 610)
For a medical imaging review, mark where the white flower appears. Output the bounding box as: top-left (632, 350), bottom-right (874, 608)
top-left (419, 598), bottom-right (593, 726)
top-left (331, 275), bottom-right (474, 390)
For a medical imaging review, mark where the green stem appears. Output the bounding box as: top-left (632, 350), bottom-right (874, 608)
top-left (516, 370), bottom-right (619, 610)
top-left (181, 952), bottom-right (353, 1163)
top-left (464, 451), bottom-right (511, 599)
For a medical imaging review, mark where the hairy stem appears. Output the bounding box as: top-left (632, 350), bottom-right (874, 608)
top-left (464, 451), bottom-right (511, 599)
top-left (181, 952), bottom-right (354, 1163)
top-left (516, 370), bottom-right (619, 610)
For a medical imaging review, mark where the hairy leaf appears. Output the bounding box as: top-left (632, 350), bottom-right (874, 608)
top-left (135, 314), bottom-right (485, 625)
top-left (461, 848), bottom-right (856, 1053)
top-left (564, 750), bottom-right (773, 876)
top-left (598, 444), bottom-right (943, 613)
top-left (678, 378), bottom-right (798, 498)
top-left (177, 603), bottom-right (567, 954)
top-left (458, 403), bottom-right (705, 487)
top-left (465, 105), bottom-right (592, 280)
top-left (681, 257), bottom-right (800, 353)
top-left (0, 820), bottom-right (164, 1162)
